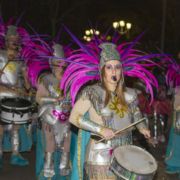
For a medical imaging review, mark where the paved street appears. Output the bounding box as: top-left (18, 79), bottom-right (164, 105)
top-left (0, 139), bottom-right (179, 180)
top-left (0, 147), bottom-right (36, 180)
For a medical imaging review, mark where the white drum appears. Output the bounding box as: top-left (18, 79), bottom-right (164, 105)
top-left (0, 97), bottom-right (33, 124)
top-left (110, 145), bottom-right (157, 180)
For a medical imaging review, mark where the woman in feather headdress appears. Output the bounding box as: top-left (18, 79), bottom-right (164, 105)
top-left (26, 37), bottom-right (72, 179)
top-left (0, 17), bottom-right (35, 168)
top-left (61, 29), bottom-right (162, 180)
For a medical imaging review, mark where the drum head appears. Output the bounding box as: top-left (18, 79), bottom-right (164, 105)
top-left (113, 145), bottom-right (157, 175)
top-left (1, 98), bottom-right (32, 108)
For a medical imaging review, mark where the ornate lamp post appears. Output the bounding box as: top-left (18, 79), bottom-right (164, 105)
top-left (83, 29), bottom-right (100, 42)
top-left (112, 20), bottom-right (132, 38)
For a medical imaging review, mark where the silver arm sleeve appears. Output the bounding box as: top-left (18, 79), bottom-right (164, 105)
top-left (130, 99), bottom-right (147, 130)
top-left (77, 115), bottom-right (103, 135)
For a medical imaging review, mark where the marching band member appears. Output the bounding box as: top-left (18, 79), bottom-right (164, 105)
top-left (0, 24), bottom-right (32, 168)
top-left (61, 31), bottom-right (161, 179)
top-left (34, 43), bottom-right (71, 179)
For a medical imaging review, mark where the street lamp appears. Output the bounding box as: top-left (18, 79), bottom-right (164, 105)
top-left (83, 29), bottom-right (100, 42)
top-left (112, 20), bottom-right (132, 36)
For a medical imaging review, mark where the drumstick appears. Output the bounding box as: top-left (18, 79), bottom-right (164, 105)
top-left (0, 62), bottom-right (9, 76)
top-left (96, 117), bottom-right (146, 143)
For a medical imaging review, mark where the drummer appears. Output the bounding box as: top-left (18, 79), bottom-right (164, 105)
top-left (0, 25), bottom-right (32, 168)
top-left (35, 43), bottom-right (71, 179)
top-left (61, 40), bottom-right (153, 180)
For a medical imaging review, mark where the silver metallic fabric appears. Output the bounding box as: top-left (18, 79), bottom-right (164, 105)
top-left (175, 110), bottom-right (180, 134)
top-left (78, 116), bottom-right (102, 135)
top-left (126, 88), bottom-right (147, 130)
top-left (39, 102), bottom-right (60, 125)
top-left (41, 108), bottom-right (59, 126)
top-left (0, 62), bottom-right (22, 86)
top-left (86, 141), bottom-right (112, 165)
top-left (43, 152), bottom-right (55, 178)
top-left (38, 74), bottom-right (71, 177)
top-left (53, 122), bottom-right (69, 148)
top-left (39, 74), bottom-right (71, 144)
top-left (59, 152), bottom-right (71, 176)
top-left (41, 74), bottom-right (61, 98)
top-left (81, 84), bottom-right (105, 114)
top-left (101, 107), bottom-right (113, 127)
top-left (11, 130), bottom-right (19, 153)
top-left (0, 50), bottom-right (7, 69)
top-left (3, 124), bottom-right (13, 131)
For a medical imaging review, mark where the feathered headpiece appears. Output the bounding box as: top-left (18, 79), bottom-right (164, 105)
top-left (61, 27), bottom-right (164, 105)
top-left (166, 57), bottom-right (180, 88)
top-left (0, 17), bottom-right (43, 87)
top-left (25, 39), bottom-right (71, 88)
top-left (0, 17), bottom-right (34, 50)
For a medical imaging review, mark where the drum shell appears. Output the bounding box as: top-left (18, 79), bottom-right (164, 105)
top-left (86, 140), bottom-right (112, 165)
top-left (0, 98), bottom-right (32, 124)
top-left (110, 145), bottom-right (157, 180)
top-left (110, 158), bottom-right (155, 180)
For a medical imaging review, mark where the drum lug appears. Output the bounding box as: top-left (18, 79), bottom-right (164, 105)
top-left (20, 112), bottom-right (24, 118)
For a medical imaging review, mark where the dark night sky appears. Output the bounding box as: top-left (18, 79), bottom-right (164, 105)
top-left (0, 0), bottom-right (180, 55)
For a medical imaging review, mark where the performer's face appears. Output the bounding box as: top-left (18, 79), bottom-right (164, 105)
top-left (103, 60), bottom-right (122, 86)
top-left (6, 35), bottom-right (21, 51)
top-left (52, 60), bottom-right (66, 81)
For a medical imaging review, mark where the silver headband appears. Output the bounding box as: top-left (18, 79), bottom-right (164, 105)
top-left (99, 42), bottom-right (121, 70)
top-left (6, 25), bottom-right (19, 38)
top-left (52, 44), bottom-right (65, 58)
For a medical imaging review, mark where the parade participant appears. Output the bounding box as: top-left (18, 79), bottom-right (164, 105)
top-left (0, 24), bottom-right (32, 168)
top-left (151, 84), bottom-right (172, 144)
top-left (34, 43), bottom-right (71, 179)
top-left (61, 30), bottom-right (160, 179)
top-left (134, 80), bottom-right (152, 116)
top-left (165, 60), bottom-right (180, 176)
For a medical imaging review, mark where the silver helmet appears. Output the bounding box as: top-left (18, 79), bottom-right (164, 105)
top-left (52, 44), bottom-right (65, 58)
top-left (5, 25), bottom-right (19, 39)
top-left (49, 43), bottom-right (66, 71)
top-left (99, 42), bottom-right (121, 70)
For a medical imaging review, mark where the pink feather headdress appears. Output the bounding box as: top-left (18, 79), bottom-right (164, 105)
top-left (61, 27), bottom-right (165, 105)
top-left (165, 56), bottom-right (180, 88)
top-left (24, 38), bottom-right (72, 88)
